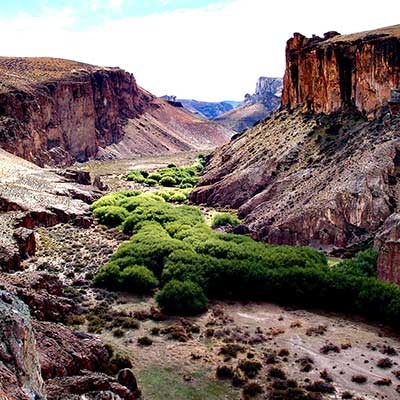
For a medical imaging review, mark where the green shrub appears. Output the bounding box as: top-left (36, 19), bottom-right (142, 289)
top-left (144, 178), bottom-right (158, 186)
top-left (120, 265), bottom-right (158, 294)
top-left (148, 173), bottom-right (162, 181)
top-left (91, 191), bottom-right (140, 210)
top-left (211, 212), bottom-right (240, 228)
top-left (169, 192), bottom-right (187, 203)
top-left (127, 159), bottom-right (204, 188)
top-left (127, 171), bottom-right (145, 183)
top-left (93, 206), bottom-right (129, 228)
top-left (156, 280), bottom-right (208, 315)
top-left (159, 176), bottom-right (177, 187)
top-left (336, 248), bottom-right (378, 277)
top-left (94, 262), bottom-right (122, 290)
top-left (92, 190), bottom-right (400, 328)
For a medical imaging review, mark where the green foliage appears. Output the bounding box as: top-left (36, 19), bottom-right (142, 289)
top-left (335, 248), bottom-right (378, 277)
top-left (156, 280), bottom-right (208, 315)
top-left (211, 212), bottom-right (240, 228)
top-left (91, 191), bottom-right (140, 210)
top-left (144, 178), bottom-right (158, 186)
top-left (92, 190), bottom-right (400, 328)
top-left (126, 156), bottom-right (204, 188)
top-left (94, 263), bottom-right (157, 294)
top-left (156, 189), bottom-right (191, 203)
top-left (92, 206), bottom-right (129, 228)
top-left (127, 171), bottom-right (146, 183)
top-left (93, 262), bottom-right (122, 290)
top-left (159, 176), bottom-right (177, 187)
top-left (120, 266), bottom-right (158, 294)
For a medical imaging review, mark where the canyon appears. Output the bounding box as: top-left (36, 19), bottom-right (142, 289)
top-left (0, 57), bottom-right (233, 167)
top-left (191, 25), bottom-right (400, 273)
top-left (1, 23), bottom-right (400, 400)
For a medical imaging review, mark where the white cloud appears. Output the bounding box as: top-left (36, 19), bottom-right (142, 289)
top-left (108, 0), bottom-right (124, 11)
top-left (0, 0), bottom-right (398, 101)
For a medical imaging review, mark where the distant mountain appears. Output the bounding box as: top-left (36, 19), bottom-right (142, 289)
top-left (177, 99), bottom-right (241, 119)
top-left (213, 77), bottom-right (283, 132)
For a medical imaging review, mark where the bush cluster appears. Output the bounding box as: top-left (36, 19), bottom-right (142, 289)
top-left (91, 191), bottom-right (204, 234)
top-left (211, 212), bottom-right (241, 228)
top-left (155, 280), bottom-right (208, 315)
top-left (92, 191), bottom-right (400, 327)
top-left (126, 157), bottom-right (204, 188)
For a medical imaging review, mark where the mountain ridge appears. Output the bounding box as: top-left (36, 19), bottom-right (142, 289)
top-left (0, 57), bottom-right (234, 167)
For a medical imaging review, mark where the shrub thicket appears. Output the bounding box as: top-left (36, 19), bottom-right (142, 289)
top-left (94, 263), bottom-right (158, 294)
top-left (92, 206), bottom-right (129, 228)
top-left (211, 212), bottom-right (240, 228)
top-left (126, 157), bottom-right (204, 188)
top-left (92, 191), bottom-right (400, 327)
top-left (91, 191), bottom-right (203, 232)
top-left (156, 280), bottom-right (208, 315)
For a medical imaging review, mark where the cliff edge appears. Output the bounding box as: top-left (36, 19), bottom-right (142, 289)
top-left (191, 25), bottom-right (400, 266)
top-left (0, 57), bottom-right (233, 167)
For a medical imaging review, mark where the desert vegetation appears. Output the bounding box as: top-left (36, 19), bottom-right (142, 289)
top-left (92, 189), bottom-right (400, 328)
top-left (127, 155), bottom-right (206, 189)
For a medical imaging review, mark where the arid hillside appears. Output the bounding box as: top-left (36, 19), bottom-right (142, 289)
top-left (191, 25), bottom-right (400, 265)
top-left (0, 57), bottom-right (233, 167)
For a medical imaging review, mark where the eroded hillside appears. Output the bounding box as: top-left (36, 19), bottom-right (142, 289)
top-left (191, 25), bottom-right (400, 261)
top-left (0, 57), bottom-right (233, 167)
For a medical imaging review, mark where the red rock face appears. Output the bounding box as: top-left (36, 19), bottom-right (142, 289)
top-left (281, 26), bottom-right (400, 118)
top-left (0, 57), bottom-right (233, 167)
top-left (0, 66), bottom-right (146, 167)
top-left (375, 214), bottom-right (400, 284)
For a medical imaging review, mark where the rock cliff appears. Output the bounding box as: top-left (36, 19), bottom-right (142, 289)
top-left (281, 25), bottom-right (400, 118)
top-left (191, 25), bottom-right (400, 256)
top-left (214, 77), bottom-right (282, 132)
top-left (0, 273), bottom-right (141, 399)
top-left (0, 57), bottom-right (233, 167)
top-left (0, 290), bottom-right (45, 400)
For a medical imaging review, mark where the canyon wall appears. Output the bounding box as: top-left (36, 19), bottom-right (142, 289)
top-left (0, 58), bottom-right (147, 166)
top-left (0, 57), bottom-right (233, 167)
top-left (191, 25), bottom-right (400, 259)
top-left (281, 26), bottom-right (400, 118)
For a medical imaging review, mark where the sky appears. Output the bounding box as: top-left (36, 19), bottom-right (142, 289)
top-left (0, 0), bottom-right (398, 101)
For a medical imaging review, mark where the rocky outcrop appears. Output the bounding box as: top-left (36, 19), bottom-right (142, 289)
top-left (375, 214), bottom-right (400, 284)
top-left (191, 25), bottom-right (400, 257)
top-left (191, 107), bottom-right (400, 254)
top-left (0, 57), bottom-right (233, 167)
top-left (281, 25), bottom-right (400, 118)
top-left (0, 290), bottom-right (46, 400)
top-left (0, 272), bottom-right (75, 322)
top-left (0, 273), bottom-right (141, 399)
top-left (0, 58), bottom-right (146, 167)
top-left (34, 321), bottom-right (110, 380)
top-left (0, 148), bottom-right (104, 271)
top-left (248, 77), bottom-right (283, 105)
top-left (46, 371), bottom-right (140, 400)
top-left (214, 77), bottom-right (282, 132)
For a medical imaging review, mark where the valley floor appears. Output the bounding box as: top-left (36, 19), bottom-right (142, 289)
top-left (22, 152), bottom-right (400, 399)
